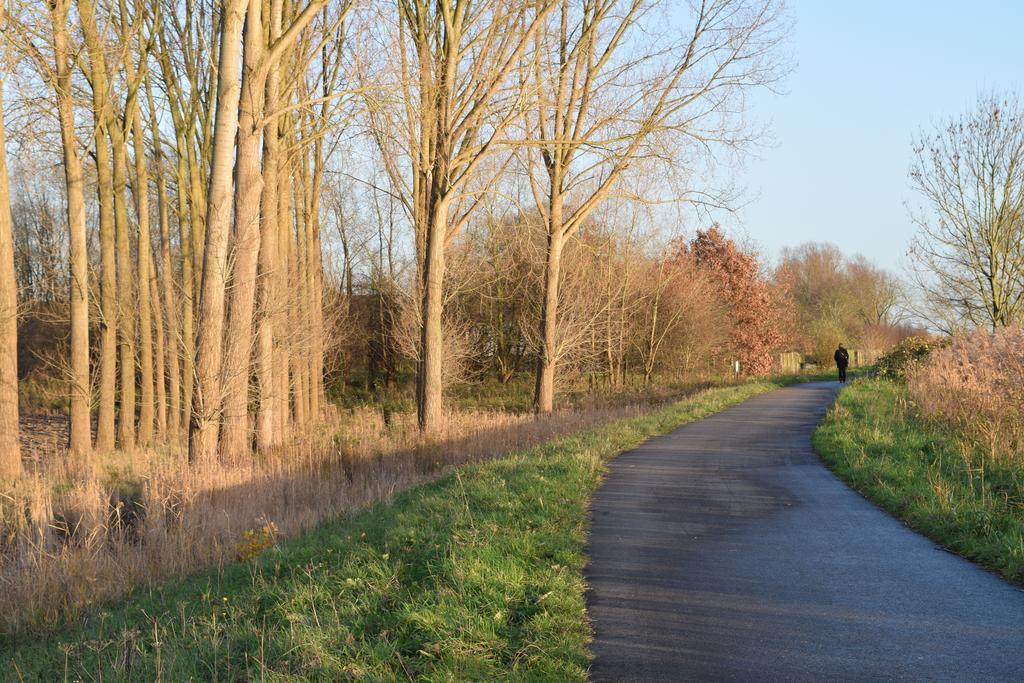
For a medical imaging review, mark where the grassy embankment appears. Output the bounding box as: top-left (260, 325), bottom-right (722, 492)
top-left (814, 378), bottom-right (1024, 583)
top-left (2, 379), bottom-right (790, 681)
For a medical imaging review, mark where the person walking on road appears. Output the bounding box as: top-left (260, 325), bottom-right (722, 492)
top-left (834, 344), bottom-right (850, 383)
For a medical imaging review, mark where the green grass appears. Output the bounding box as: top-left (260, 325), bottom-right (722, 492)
top-left (1, 380), bottom-right (786, 681)
top-left (814, 378), bottom-right (1024, 584)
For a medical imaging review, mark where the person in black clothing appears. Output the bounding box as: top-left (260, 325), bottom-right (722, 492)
top-left (834, 344), bottom-right (850, 383)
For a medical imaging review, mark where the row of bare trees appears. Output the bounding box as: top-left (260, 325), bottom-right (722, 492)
top-left (0, 0), bottom-right (354, 477)
top-left (0, 0), bottom-right (793, 479)
top-left (359, 0), bottom-right (786, 427)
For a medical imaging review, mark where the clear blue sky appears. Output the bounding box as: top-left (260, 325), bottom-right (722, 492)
top-left (726, 0), bottom-right (1023, 273)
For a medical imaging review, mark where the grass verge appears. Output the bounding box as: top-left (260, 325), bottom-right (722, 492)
top-left (813, 378), bottom-right (1024, 584)
top-left (1, 381), bottom-right (782, 681)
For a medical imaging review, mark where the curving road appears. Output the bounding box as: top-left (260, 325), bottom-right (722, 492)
top-left (585, 382), bottom-right (1024, 681)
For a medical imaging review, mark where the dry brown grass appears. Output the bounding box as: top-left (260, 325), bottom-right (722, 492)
top-left (906, 325), bottom-right (1024, 461)
top-left (0, 393), bottom-right (688, 635)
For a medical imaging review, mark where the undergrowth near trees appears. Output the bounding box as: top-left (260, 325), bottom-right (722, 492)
top-left (0, 400), bottom-right (654, 636)
top-left (906, 326), bottom-right (1024, 460)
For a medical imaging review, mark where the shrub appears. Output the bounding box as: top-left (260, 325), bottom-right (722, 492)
top-left (875, 336), bottom-right (948, 381)
top-left (236, 521), bottom-right (279, 561)
top-left (906, 326), bottom-right (1024, 461)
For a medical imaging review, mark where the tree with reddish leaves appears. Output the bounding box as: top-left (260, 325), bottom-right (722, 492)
top-left (690, 226), bottom-right (787, 375)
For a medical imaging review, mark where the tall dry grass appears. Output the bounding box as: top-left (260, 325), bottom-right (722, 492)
top-left (906, 325), bottom-right (1024, 461)
top-left (0, 389), bottom-right (700, 635)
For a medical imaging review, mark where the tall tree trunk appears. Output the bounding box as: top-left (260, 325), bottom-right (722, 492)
top-left (417, 200), bottom-right (449, 431)
top-left (151, 257), bottom-right (167, 437)
top-left (274, 135), bottom-right (292, 441)
top-left (154, 118), bottom-right (181, 436)
top-left (255, 0), bottom-right (283, 452)
top-left (307, 114), bottom-right (325, 421)
top-left (0, 86), bottom-right (19, 478)
top-left (311, 221), bottom-right (324, 417)
top-left (110, 127), bottom-right (136, 449)
top-left (176, 148), bottom-right (195, 435)
top-left (291, 182), bottom-right (308, 430)
top-left (533, 190), bottom-right (563, 414)
top-left (186, 142), bottom-right (206, 322)
top-left (190, 0), bottom-right (247, 465)
top-left (79, 0), bottom-right (117, 452)
top-left (255, 143), bottom-right (277, 452)
top-left (131, 104), bottom-right (154, 447)
top-left (50, 1), bottom-right (90, 458)
top-left (220, 0), bottom-right (268, 460)
top-left (94, 129), bottom-right (118, 452)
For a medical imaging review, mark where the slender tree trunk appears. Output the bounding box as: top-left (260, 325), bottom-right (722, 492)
top-left (80, 0), bottom-right (117, 451)
top-left (220, 0), bottom-right (268, 460)
top-left (255, 0), bottom-right (282, 452)
top-left (274, 127), bottom-right (291, 441)
top-left (190, 0), bottom-right (247, 465)
top-left (311, 224), bottom-right (324, 416)
top-left (0, 86), bottom-right (19, 478)
top-left (255, 145), bottom-right (278, 452)
top-left (176, 149), bottom-right (195, 435)
top-left (187, 142), bottom-right (206, 322)
top-left (154, 123), bottom-right (180, 435)
top-left (94, 127), bottom-right (118, 452)
top-left (307, 120), bottom-right (325, 421)
top-left (417, 200), bottom-right (449, 431)
top-left (50, 2), bottom-right (91, 458)
top-left (643, 291), bottom-right (659, 385)
top-left (131, 105), bottom-right (154, 447)
top-left (151, 258), bottom-right (167, 437)
top-left (291, 184), bottom-right (308, 429)
top-left (110, 127), bottom-right (136, 449)
top-left (534, 192), bottom-right (563, 414)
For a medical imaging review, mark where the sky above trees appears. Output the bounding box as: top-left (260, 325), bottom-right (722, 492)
top-left (713, 0), bottom-right (1023, 273)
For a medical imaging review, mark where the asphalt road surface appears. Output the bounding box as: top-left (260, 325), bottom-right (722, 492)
top-left (586, 381), bottom-right (1024, 682)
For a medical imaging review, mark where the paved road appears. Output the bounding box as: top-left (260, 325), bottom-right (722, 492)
top-left (586, 382), bottom-right (1024, 682)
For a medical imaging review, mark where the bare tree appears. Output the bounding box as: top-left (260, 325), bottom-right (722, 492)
top-left (189, 0), bottom-right (247, 465)
top-left (909, 93), bottom-right (1024, 332)
top-left (146, 68), bottom-right (180, 436)
top-left (846, 254), bottom-right (902, 328)
top-left (194, 0), bottom-right (337, 463)
top-left (152, 0), bottom-right (218, 435)
top-left (364, 0), bottom-right (556, 431)
top-left (523, 0), bottom-right (787, 412)
top-left (634, 254), bottom-right (708, 385)
top-left (50, 0), bottom-right (90, 456)
top-left (11, 0), bottom-right (93, 459)
top-left (0, 4), bottom-right (19, 478)
top-left (254, 0), bottom-right (286, 453)
top-left (237, 0), bottom-right (351, 454)
top-left (124, 13), bottom-right (155, 446)
top-left (78, 0), bottom-right (118, 451)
